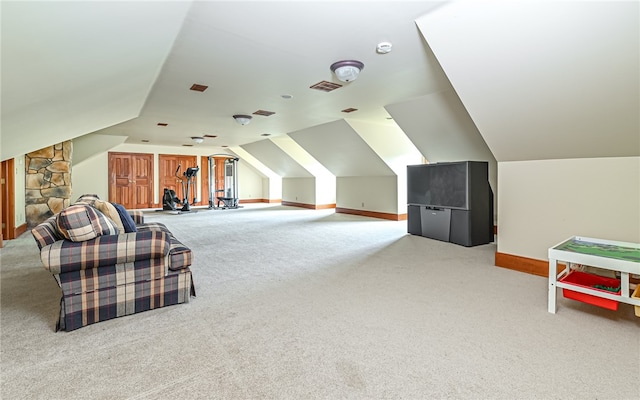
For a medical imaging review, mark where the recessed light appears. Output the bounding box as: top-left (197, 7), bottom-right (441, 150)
top-left (281, 94), bottom-right (293, 99)
top-left (141, 139), bottom-right (150, 143)
top-left (221, 145), bottom-right (228, 148)
top-left (157, 123), bottom-right (168, 126)
top-left (261, 133), bottom-right (271, 137)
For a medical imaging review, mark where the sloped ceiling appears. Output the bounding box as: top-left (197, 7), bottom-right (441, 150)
top-left (241, 140), bottom-right (312, 178)
top-left (386, 89), bottom-right (495, 164)
top-left (417, 1), bottom-right (639, 162)
top-left (3, 1), bottom-right (636, 167)
top-left (2, 1), bottom-right (451, 161)
top-left (289, 119), bottom-right (395, 177)
top-left (1, 1), bottom-right (191, 160)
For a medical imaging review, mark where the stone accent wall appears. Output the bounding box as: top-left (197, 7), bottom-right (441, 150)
top-left (25, 141), bottom-right (72, 227)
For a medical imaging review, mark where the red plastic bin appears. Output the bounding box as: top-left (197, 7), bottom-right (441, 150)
top-left (559, 271), bottom-right (621, 311)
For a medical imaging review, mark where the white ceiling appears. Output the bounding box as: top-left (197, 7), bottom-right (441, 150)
top-left (417, 1), bottom-right (639, 161)
top-left (2, 1), bottom-right (638, 164)
top-left (0, 1), bottom-right (449, 158)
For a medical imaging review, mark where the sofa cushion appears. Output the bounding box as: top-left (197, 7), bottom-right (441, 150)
top-left (111, 202), bottom-right (138, 232)
top-left (93, 200), bottom-right (125, 233)
top-left (56, 204), bottom-right (120, 242)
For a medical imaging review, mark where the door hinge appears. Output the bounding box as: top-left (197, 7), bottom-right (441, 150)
top-left (1, 178), bottom-right (5, 184)
top-left (2, 223), bottom-right (6, 229)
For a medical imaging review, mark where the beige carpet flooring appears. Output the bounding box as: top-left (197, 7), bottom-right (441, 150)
top-left (1, 203), bottom-right (638, 399)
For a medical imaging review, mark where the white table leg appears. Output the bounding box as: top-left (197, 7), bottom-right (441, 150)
top-left (621, 271), bottom-right (629, 299)
top-left (548, 258), bottom-right (557, 313)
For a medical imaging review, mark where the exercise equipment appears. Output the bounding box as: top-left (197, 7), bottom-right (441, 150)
top-left (208, 155), bottom-right (242, 210)
top-left (162, 164), bottom-right (200, 213)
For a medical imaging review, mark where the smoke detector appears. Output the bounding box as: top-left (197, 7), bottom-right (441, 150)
top-left (376, 42), bottom-right (392, 54)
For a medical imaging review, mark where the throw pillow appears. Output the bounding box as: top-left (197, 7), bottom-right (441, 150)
top-left (111, 202), bottom-right (138, 233)
top-left (75, 194), bottom-right (100, 205)
top-left (56, 204), bottom-right (120, 242)
top-left (93, 200), bottom-right (125, 233)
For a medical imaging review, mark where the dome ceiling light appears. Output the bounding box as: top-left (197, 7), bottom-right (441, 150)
top-left (330, 60), bottom-right (364, 82)
top-left (191, 136), bottom-right (204, 144)
top-left (233, 114), bottom-right (253, 125)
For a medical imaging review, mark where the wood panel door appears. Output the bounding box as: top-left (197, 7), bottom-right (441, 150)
top-left (158, 154), bottom-right (198, 204)
top-left (206, 156), bottom-right (231, 207)
top-left (108, 152), bottom-right (154, 210)
top-left (214, 157), bottom-right (226, 195)
top-left (200, 156), bottom-right (210, 207)
top-left (1, 159), bottom-right (15, 243)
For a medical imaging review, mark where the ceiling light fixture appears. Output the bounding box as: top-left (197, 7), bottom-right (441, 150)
top-left (330, 60), bottom-right (364, 82)
top-left (191, 136), bottom-right (204, 144)
top-left (233, 114), bottom-right (252, 125)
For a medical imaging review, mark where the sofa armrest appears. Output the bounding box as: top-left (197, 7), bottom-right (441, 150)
top-left (129, 210), bottom-right (144, 225)
top-left (40, 230), bottom-right (170, 274)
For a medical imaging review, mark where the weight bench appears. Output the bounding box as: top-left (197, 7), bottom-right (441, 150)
top-left (217, 196), bottom-right (239, 209)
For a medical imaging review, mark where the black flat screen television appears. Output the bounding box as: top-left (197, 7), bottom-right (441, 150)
top-left (407, 162), bottom-right (469, 209)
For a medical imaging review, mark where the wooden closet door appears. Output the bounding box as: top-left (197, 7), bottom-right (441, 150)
top-left (133, 154), bottom-right (154, 209)
top-left (158, 154), bottom-right (198, 204)
top-left (1, 159), bottom-right (15, 242)
top-left (108, 152), bottom-right (154, 210)
top-left (200, 156), bottom-right (210, 207)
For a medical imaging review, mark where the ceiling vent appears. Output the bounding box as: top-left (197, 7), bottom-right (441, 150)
top-left (182, 144), bottom-right (193, 147)
top-left (190, 84), bottom-right (208, 92)
top-left (341, 108), bottom-right (358, 113)
top-left (157, 123), bottom-right (168, 126)
top-left (253, 110), bottom-right (275, 117)
top-left (310, 81), bottom-right (342, 92)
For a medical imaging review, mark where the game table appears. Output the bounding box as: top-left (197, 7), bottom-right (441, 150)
top-left (548, 236), bottom-right (640, 314)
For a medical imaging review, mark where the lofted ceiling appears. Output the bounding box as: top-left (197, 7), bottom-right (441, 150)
top-left (1, 1), bottom-right (449, 159)
top-left (417, 1), bottom-right (639, 161)
top-left (2, 1), bottom-right (637, 164)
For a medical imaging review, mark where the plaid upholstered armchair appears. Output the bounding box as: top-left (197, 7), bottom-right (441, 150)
top-left (31, 194), bottom-right (195, 331)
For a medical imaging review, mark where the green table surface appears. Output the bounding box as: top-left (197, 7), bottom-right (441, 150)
top-left (554, 238), bottom-right (640, 263)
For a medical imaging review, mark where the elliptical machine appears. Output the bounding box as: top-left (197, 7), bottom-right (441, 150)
top-left (162, 164), bottom-right (199, 213)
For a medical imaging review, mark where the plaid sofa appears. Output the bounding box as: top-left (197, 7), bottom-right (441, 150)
top-left (31, 195), bottom-right (195, 331)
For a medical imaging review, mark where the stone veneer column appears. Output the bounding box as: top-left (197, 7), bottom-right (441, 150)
top-left (25, 141), bottom-right (72, 227)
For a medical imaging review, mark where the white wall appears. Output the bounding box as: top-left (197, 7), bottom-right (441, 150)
top-left (14, 155), bottom-right (26, 226)
top-left (237, 160), bottom-right (265, 201)
top-left (337, 176), bottom-right (398, 214)
top-left (71, 140), bottom-right (265, 206)
top-left (73, 151), bottom-right (109, 201)
top-left (315, 175), bottom-right (336, 205)
top-left (264, 177), bottom-right (282, 201)
top-left (498, 157), bottom-right (640, 260)
top-left (282, 178), bottom-right (315, 204)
